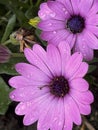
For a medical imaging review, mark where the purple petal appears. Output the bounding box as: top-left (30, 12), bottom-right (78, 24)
top-left (70, 89), bottom-right (94, 104)
top-left (58, 41), bottom-right (71, 75)
top-left (79, 0), bottom-right (94, 16)
top-left (15, 63), bottom-right (50, 82)
top-left (71, 62), bottom-right (88, 79)
top-left (38, 19), bottom-right (65, 31)
top-left (74, 34), bottom-right (94, 61)
top-left (48, 29), bottom-right (70, 46)
top-left (47, 1), bottom-right (69, 20)
top-left (23, 93), bottom-right (51, 126)
top-left (86, 15), bottom-right (98, 26)
top-left (10, 86), bottom-right (49, 102)
top-left (9, 76), bottom-right (47, 88)
top-left (64, 95), bottom-right (81, 125)
top-left (65, 52), bottom-right (83, 79)
top-left (38, 3), bottom-right (55, 20)
top-left (77, 102), bottom-right (91, 115)
top-left (37, 95), bottom-right (54, 130)
top-left (84, 30), bottom-right (98, 49)
top-left (47, 44), bottom-right (61, 76)
top-left (69, 78), bottom-right (89, 92)
top-left (57, 0), bottom-right (73, 14)
top-left (66, 34), bottom-right (76, 48)
top-left (71, 0), bottom-right (80, 14)
top-left (50, 99), bottom-right (64, 130)
top-left (24, 48), bottom-right (52, 77)
top-left (87, 25), bottom-right (98, 36)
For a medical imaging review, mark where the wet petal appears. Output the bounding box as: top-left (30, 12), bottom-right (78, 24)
top-left (38, 19), bottom-right (65, 31)
top-left (58, 41), bottom-right (71, 75)
top-left (47, 44), bottom-right (61, 76)
top-left (24, 48), bottom-right (52, 77)
top-left (15, 63), bottom-right (50, 82)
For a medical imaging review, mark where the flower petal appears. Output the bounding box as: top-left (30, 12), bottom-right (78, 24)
top-left (70, 89), bottom-right (94, 104)
top-left (24, 48), bottom-right (52, 77)
top-left (66, 34), bottom-right (76, 48)
top-left (15, 63), bottom-right (50, 82)
top-left (23, 93), bottom-right (50, 126)
top-left (50, 99), bottom-right (64, 130)
top-left (38, 3), bottom-right (55, 20)
top-left (71, 62), bottom-right (88, 79)
top-left (65, 52), bottom-right (83, 79)
top-left (84, 31), bottom-right (98, 49)
top-left (38, 19), bottom-right (65, 31)
top-left (77, 102), bottom-right (91, 115)
top-left (71, 0), bottom-right (80, 14)
top-left (69, 78), bottom-right (89, 92)
top-left (79, 0), bottom-right (94, 16)
top-left (47, 44), bottom-right (61, 76)
top-left (9, 76), bottom-right (47, 88)
top-left (47, 1), bottom-right (69, 20)
top-left (74, 34), bottom-right (94, 61)
top-left (48, 29), bottom-right (70, 46)
top-left (58, 41), bottom-right (71, 75)
top-left (57, 0), bottom-right (73, 14)
top-left (10, 86), bottom-right (49, 102)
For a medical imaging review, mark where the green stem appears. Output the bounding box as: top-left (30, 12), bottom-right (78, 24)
top-left (35, 0), bottom-right (42, 7)
top-left (1, 39), bottom-right (11, 45)
top-left (12, 53), bottom-right (24, 57)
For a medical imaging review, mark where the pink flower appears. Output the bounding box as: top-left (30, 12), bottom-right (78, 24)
top-left (38, 0), bottom-right (98, 61)
top-left (9, 41), bottom-right (93, 130)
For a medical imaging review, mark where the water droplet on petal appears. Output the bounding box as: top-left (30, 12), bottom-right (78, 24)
top-left (48, 23), bottom-right (52, 26)
top-left (62, 8), bottom-right (66, 11)
top-left (50, 12), bottom-right (56, 17)
top-left (11, 94), bottom-right (15, 99)
top-left (58, 121), bottom-right (62, 126)
top-left (53, 31), bottom-right (57, 34)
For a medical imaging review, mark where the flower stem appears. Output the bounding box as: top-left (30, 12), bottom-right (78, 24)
top-left (35, 0), bottom-right (42, 7)
top-left (2, 39), bottom-right (11, 45)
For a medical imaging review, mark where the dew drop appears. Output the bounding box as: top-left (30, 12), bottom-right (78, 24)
top-left (62, 8), bottom-right (66, 11)
top-left (48, 23), bottom-right (52, 26)
top-left (58, 121), bottom-right (62, 126)
top-left (11, 94), bottom-right (15, 99)
top-left (53, 31), bottom-right (57, 34)
top-left (50, 12), bottom-right (56, 17)
top-left (40, 13), bottom-right (46, 18)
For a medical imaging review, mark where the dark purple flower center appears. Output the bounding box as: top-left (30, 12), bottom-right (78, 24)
top-left (49, 76), bottom-right (69, 97)
top-left (67, 15), bottom-right (85, 34)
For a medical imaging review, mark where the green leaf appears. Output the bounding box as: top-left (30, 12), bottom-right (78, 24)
top-left (0, 55), bottom-right (26, 75)
top-left (1, 14), bottom-right (16, 43)
top-left (0, 76), bottom-right (11, 115)
top-left (88, 57), bottom-right (98, 64)
top-left (88, 65), bottom-right (97, 74)
top-left (35, 29), bottom-right (47, 46)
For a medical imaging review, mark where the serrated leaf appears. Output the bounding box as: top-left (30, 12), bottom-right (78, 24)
top-left (0, 76), bottom-right (11, 115)
top-left (0, 55), bottom-right (26, 75)
top-left (1, 14), bottom-right (16, 43)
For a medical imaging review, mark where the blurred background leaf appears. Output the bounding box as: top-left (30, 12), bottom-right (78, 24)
top-left (0, 76), bottom-right (11, 115)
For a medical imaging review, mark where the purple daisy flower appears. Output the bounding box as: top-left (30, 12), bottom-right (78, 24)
top-left (38, 0), bottom-right (98, 61)
top-left (9, 41), bottom-right (94, 130)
